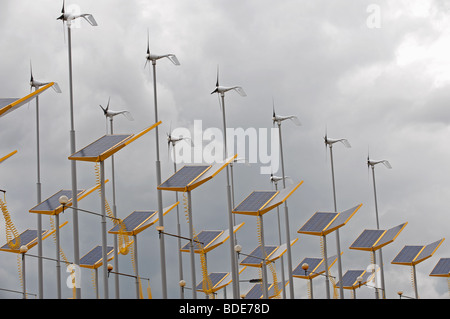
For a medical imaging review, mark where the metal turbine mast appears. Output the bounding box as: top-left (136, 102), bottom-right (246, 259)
top-left (145, 29), bottom-right (180, 299)
top-left (211, 66), bottom-right (246, 299)
top-left (367, 153), bottom-right (392, 299)
top-left (29, 61), bottom-right (62, 299)
top-left (272, 101), bottom-right (301, 299)
top-left (324, 132), bottom-right (351, 299)
top-left (57, 0), bottom-right (97, 299)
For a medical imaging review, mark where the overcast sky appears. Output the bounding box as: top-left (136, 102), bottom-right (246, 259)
top-left (0, 0), bottom-right (449, 299)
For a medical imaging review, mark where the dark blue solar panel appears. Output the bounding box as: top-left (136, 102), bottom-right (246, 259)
top-left (336, 270), bottom-right (365, 288)
top-left (71, 135), bottom-right (131, 158)
top-left (80, 245), bottom-right (114, 267)
top-left (1, 229), bottom-right (46, 250)
top-left (298, 212), bottom-right (337, 234)
top-left (240, 245), bottom-right (277, 266)
top-left (30, 189), bottom-right (83, 213)
top-left (244, 283), bottom-right (263, 299)
top-left (195, 272), bottom-right (228, 291)
top-left (415, 239), bottom-right (443, 263)
top-left (326, 205), bottom-right (359, 231)
top-left (392, 246), bottom-right (423, 264)
top-left (430, 258), bottom-right (450, 276)
top-left (159, 165), bottom-right (210, 189)
top-left (292, 257), bottom-right (322, 277)
top-left (181, 230), bottom-right (223, 251)
top-left (376, 223), bottom-right (406, 247)
top-left (109, 211), bottom-right (155, 233)
top-left (350, 229), bottom-right (384, 249)
top-left (233, 191), bottom-right (277, 213)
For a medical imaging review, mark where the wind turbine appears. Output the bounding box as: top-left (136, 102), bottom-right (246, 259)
top-left (271, 100), bottom-right (300, 299)
top-left (144, 29), bottom-right (180, 299)
top-left (98, 97), bottom-right (133, 298)
top-left (29, 61), bottom-right (62, 299)
top-left (57, 0), bottom-right (97, 299)
top-left (324, 131), bottom-right (351, 299)
top-left (269, 173), bottom-right (291, 299)
top-left (167, 128), bottom-right (191, 299)
top-left (211, 66), bottom-right (246, 299)
top-left (367, 152), bottom-right (392, 299)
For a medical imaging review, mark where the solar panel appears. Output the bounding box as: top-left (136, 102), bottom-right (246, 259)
top-left (314, 254), bottom-right (339, 277)
top-left (324, 204), bottom-right (362, 234)
top-left (336, 270), bottom-right (373, 289)
top-left (233, 191), bottom-right (277, 216)
top-left (158, 165), bottom-right (211, 191)
top-left (0, 83), bottom-right (53, 118)
top-left (392, 239), bottom-right (445, 266)
top-left (391, 246), bottom-right (423, 265)
top-left (109, 211), bottom-right (156, 235)
top-left (29, 189), bottom-right (84, 215)
top-left (349, 229), bottom-right (385, 251)
top-left (0, 229), bottom-right (47, 253)
top-left (79, 245), bottom-right (114, 269)
top-left (195, 272), bottom-right (228, 292)
top-left (69, 134), bottom-right (132, 162)
top-left (240, 245), bottom-right (278, 267)
top-left (414, 239), bottom-right (445, 264)
top-left (244, 283), bottom-right (264, 299)
top-left (181, 230), bottom-right (223, 252)
top-left (430, 258), bottom-right (450, 277)
top-left (292, 257), bottom-right (322, 279)
top-left (297, 212), bottom-right (337, 235)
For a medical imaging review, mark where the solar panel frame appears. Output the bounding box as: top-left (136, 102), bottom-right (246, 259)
top-left (29, 189), bottom-right (85, 215)
top-left (292, 257), bottom-right (322, 279)
top-left (336, 270), bottom-right (365, 289)
top-left (257, 182), bottom-right (304, 215)
top-left (79, 245), bottom-right (115, 269)
top-left (430, 258), bottom-right (450, 277)
top-left (108, 210), bottom-right (156, 235)
top-left (180, 230), bottom-right (223, 253)
top-left (349, 229), bottom-right (385, 251)
top-left (0, 229), bottom-right (48, 253)
top-left (69, 134), bottom-right (133, 163)
top-left (158, 165), bottom-right (211, 192)
top-left (195, 272), bottom-right (229, 292)
top-left (297, 212), bottom-right (337, 236)
top-left (391, 245), bottom-right (423, 265)
top-left (240, 245), bottom-right (278, 267)
top-left (323, 204), bottom-right (362, 235)
top-left (202, 222), bottom-right (245, 253)
top-left (414, 239), bottom-right (445, 265)
top-left (374, 223), bottom-right (408, 250)
top-left (232, 191), bottom-right (278, 216)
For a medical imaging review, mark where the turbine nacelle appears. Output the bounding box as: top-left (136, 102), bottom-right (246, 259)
top-left (368, 159), bottom-right (392, 169)
top-left (99, 98), bottom-right (134, 121)
top-left (324, 136), bottom-right (351, 148)
top-left (29, 62), bottom-right (62, 93)
top-left (146, 53), bottom-right (180, 66)
top-left (272, 114), bottom-right (301, 126)
top-left (57, 1), bottom-right (97, 26)
top-left (211, 85), bottom-right (247, 97)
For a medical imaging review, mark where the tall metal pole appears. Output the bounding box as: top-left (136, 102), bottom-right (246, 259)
top-left (133, 235), bottom-right (140, 299)
top-left (309, 278), bottom-right (314, 299)
top-left (412, 265), bottom-right (419, 299)
top-left (277, 122), bottom-right (295, 298)
top-left (34, 94), bottom-right (44, 299)
top-left (371, 166), bottom-right (386, 298)
top-left (220, 93), bottom-right (239, 299)
top-left (273, 182), bottom-right (286, 299)
top-left (372, 250), bottom-right (379, 299)
top-left (22, 252), bottom-right (26, 299)
top-left (67, 24), bottom-right (81, 299)
top-left (99, 161), bottom-right (109, 299)
top-left (329, 145), bottom-right (344, 299)
top-left (322, 235), bottom-right (331, 299)
top-left (172, 146), bottom-right (184, 299)
top-left (258, 215), bottom-right (269, 299)
top-left (109, 118), bottom-right (120, 299)
top-left (151, 61), bottom-right (168, 299)
top-left (55, 214), bottom-right (62, 299)
top-left (186, 191), bottom-right (197, 299)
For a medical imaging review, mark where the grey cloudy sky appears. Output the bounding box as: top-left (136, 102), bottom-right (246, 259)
top-left (0, 0), bottom-right (449, 299)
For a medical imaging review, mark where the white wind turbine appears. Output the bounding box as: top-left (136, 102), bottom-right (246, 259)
top-left (272, 99), bottom-right (301, 299)
top-left (29, 61), bottom-right (62, 299)
top-left (144, 29), bottom-right (180, 299)
top-left (98, 97), bottom-right (133, 298)
top-left (211, 66), bottom-right (246, 299)
top-left (367, 151), bottom-right (392, 299)
top-left (167, 128), bottom-right (192, 299)
top-left (324, 131), bottom-right (351, 299)
top-left (56, 0), bottom-right (97, 299)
